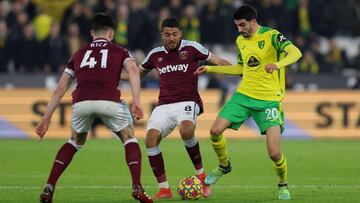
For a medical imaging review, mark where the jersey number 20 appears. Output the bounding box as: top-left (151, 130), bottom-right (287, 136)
top-left (265, 108), bottom-right (279, 121)
top-left (80, 49), bottom-right (108, 68)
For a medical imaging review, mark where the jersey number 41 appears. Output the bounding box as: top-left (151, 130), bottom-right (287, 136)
top-left (80, 49), bottom-right (108, 68)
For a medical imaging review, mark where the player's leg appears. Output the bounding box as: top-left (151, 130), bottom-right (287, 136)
top-left (179, 118), bottom-right (211, 197)
top-left (114, 125), bottom-right (152, 203)
top-left (265, 126), bottom-right (290, 200)
top-left (209, 117), bottom-right (231, 168)
top-left (205, 93), bottom-right (250, 185)
top-left (102, 100), bottom-right (152, 203)
top-left (266, 126), bottom-right (286, 183)
top-left (145, 128), bottom-right (172, 199)
top-left (179, 120), bottom-right (203, 173)
top-left (204, 117), bottom-right (233, 185)
top-left (40, 101), bottom-right (94, 203)
top-left (40, 129), bottom-right (87, 203)
top-left (175, 102), bottom-right (210, 196)
top-left (145, 105), bottom-right (175, 199)
top-left (253, 101), bottom-right (290, 200)
top-left (114, 125), bottom-right (143, 190)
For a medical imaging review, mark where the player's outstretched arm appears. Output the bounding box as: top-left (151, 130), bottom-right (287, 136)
top-left (35, 72), bottom-right (73, 140)
top-left (194, 64), bottom-right (243, 76)
top-left (124, 59), bottom-right (144, 120)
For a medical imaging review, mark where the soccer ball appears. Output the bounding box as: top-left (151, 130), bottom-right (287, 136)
top-left (177, 176), bottom-right (203, 200)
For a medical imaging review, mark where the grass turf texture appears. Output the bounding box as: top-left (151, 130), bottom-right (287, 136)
top-left (0, 138), bottom-right (359, 203)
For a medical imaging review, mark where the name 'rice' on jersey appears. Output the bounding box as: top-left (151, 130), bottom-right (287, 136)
top-left (141, 39), bottom-right (211, 114)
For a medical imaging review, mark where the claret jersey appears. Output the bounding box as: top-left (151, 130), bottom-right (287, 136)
top-left (141, 39), bottom-right (210, 113)
top-left (65, 38), bottom-right (133, 103)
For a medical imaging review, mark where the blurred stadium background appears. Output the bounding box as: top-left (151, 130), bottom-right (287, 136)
top-left (1, 0), bottom-right (360, 138)
top-left (1, 0), bottom-right (360, 203)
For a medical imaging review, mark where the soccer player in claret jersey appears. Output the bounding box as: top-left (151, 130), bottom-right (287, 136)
top-left (35, 13), bottom-right (152, 203)
top-left (122, 18), bottom-right (231, 200)
top-left (194, 5), bottom-right (302, 200)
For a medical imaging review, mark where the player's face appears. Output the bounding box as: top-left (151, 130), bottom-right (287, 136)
top-left (234, 19), bottom-right (255, 38)
top-left (162, 27), bottom-right (182, 50)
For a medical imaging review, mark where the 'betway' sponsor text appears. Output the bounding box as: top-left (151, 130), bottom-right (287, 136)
top-left (157, 64), bottom-right (189, 74)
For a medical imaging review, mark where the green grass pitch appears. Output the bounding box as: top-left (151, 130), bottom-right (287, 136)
top-left (0, 138), bottom-right (359, 203)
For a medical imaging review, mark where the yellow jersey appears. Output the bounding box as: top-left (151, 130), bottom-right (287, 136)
top-left (236, 26), bottom-right (292, 101)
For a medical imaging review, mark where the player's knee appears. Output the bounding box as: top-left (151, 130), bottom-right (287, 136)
top-left (67, 139), bottom-right (82, 151)
top-left (179, 120), bottom-right (195, 138)
top-left (268, 150), bottom-right (281, 161)
top-left (145, 129), bottom-right (161, 148)
top-left (210, 126), bottom-right (223, 136)
top-left (179, 128), bottom-right (194, 140)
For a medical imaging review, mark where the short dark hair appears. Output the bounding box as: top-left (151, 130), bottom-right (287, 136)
top-left (91, 13), bottom-right (116, 32)
top-left (233, 5), bottom-right (257, 21)
top-left (161, 18), bottom-right (181, 31)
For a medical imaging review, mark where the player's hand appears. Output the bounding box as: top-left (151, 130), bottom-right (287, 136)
top-left (194, 66), bottom-right (207, 75)
top-left (131, 102), bottom-right (144, 120)
top-left (35, 119), bottom-right (50, 141)
top-left (265, 64), bottom-right (278, 74)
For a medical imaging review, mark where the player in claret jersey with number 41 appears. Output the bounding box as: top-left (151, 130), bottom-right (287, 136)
top-left (35, 13), bottom-right (152, 203)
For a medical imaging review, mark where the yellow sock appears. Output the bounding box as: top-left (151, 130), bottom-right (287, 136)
top-left (273, 154), bottom-right (288, 184)
top-left (210, 134), bottom-right (229, 167)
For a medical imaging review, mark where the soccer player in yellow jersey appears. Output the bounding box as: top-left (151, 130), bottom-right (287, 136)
top-left (194, 5), bottom-right (302, 200)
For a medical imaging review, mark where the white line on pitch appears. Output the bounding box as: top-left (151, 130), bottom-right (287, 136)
top-left (0, 185), bottom-right (360, 190)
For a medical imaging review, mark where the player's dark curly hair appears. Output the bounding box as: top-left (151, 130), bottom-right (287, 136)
top-left (161, 18), bottom-right (181, 31)
top-left (91, 13), bottom-right (116, 32)
top-left (233, 5), bottom-right (257, 21)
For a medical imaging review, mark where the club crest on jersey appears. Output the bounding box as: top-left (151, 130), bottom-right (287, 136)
top-left (258, 40), bottom-right (265, 49)
top-left (158, 57), bottom-right (163, 62)
top-left (179, 51), bottom-right (188, 60)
